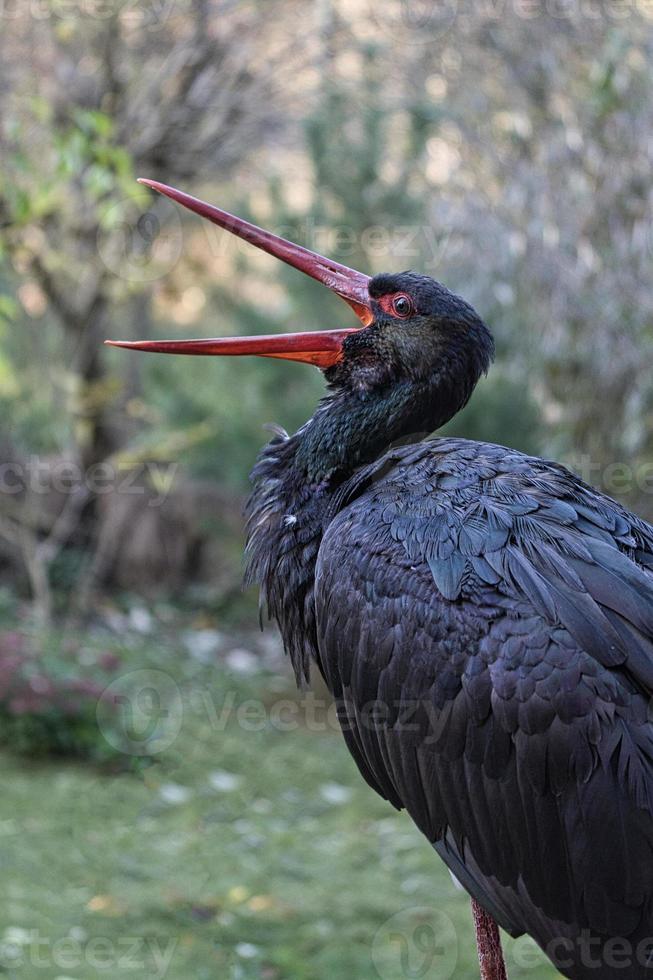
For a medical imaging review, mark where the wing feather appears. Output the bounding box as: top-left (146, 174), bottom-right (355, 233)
top-left (314, 438), bottom-right (653, 972)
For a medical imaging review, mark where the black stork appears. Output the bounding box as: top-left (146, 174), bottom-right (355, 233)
top-left (108, 179), bottom-right (653, 980)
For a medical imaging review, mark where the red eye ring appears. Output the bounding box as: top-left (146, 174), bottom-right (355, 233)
top-left (392, 293), bottom-right (414, 318)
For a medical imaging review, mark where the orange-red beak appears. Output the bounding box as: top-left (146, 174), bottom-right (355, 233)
top-left (105, 180), bottom-right (373, 368)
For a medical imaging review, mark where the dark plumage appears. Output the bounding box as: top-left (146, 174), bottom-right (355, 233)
top-left (110, 184), bottom-right (653, 980)
top-left (245, 273), bottom-right (653, 979)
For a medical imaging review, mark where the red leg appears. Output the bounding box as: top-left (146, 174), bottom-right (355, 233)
top-left (471, 897), bottom-right (508, 980)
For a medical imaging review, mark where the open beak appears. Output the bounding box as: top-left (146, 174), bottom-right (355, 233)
top-left (105, 180), bottom-right (372, 368)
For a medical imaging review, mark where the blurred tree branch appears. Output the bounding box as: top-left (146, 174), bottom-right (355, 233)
top-left (0, 0), bottom-right (301, 620)
top-left (0, 0), bottom-right (301, 458)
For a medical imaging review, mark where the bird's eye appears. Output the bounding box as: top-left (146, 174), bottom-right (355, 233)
top-left (392, 294), bottom-right (413, 318)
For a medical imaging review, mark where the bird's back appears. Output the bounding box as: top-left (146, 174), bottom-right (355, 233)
top-left (313, 437), bottom-right (653, 979)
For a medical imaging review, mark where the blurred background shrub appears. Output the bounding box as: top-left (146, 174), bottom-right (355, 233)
top-left (0, 625), bottom-right (123, 760)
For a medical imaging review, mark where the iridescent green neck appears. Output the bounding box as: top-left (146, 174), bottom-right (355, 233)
top-left (293, 376), bottom-right (460, 486)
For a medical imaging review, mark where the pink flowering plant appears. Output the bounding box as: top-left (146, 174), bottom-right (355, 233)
top-left (0, 629), bottom-right (123, 761)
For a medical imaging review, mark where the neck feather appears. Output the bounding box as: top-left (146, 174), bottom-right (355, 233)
top-left (244, 429), bottom-right (330, 685)
top-left (244, 374), bottom-right (471, 684)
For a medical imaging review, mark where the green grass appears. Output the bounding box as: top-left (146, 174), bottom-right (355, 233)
top-left (0, 616), bottom-right (560, 979)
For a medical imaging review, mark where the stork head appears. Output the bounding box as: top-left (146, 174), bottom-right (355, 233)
top-left (107, 181), bottom-right (493, 434)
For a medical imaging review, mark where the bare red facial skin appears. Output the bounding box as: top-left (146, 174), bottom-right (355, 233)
top-left (377, 293), bottom-right (415, 319)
